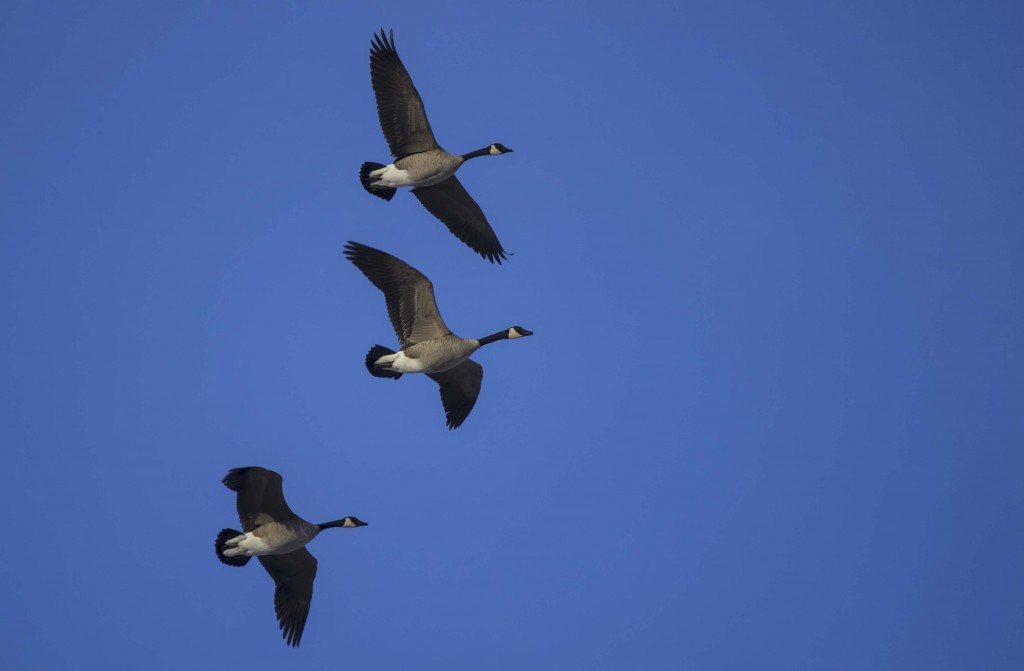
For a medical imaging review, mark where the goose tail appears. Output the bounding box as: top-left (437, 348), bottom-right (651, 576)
top-left (366, 345), bottom-right (403, 379)
top-left (360, 162), bottom-right (397, 201)
top-left (215, 528), bottom-right (250, 567)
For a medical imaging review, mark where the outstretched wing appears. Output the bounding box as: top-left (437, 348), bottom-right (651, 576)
top-left (258, 549), bottom-right (318, 647)
top-left (427, 360), bottom-right (484, 429)
top-left (369, 29), bottom-right (439, 158)
top-left (344, 241), bottom-right (451, 348)
top-left (412, 177), bottom-right (508, 264)
top-left (222, 467), bottom-right (297, 532)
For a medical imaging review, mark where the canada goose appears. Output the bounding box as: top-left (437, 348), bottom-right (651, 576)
top-left (215, 467), bottom-right (367, 647)
top-left (359, 29), bottom-right (514, 264)
top-left (344, 241), bottom-right (533, 429)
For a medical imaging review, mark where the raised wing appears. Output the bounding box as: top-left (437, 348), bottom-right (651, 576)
top-left (259, 548), bottom-right (318, 648)
top-left (412, 177), bottom-right (508, 264)
top-left (427, 360), bottom-right (483, 429)
top-left (344, 241), bottom-right (451, 348)
top-left (222, 467), bottom-right (297, 532)
top-left (370, 29), bottom-right (439, 158)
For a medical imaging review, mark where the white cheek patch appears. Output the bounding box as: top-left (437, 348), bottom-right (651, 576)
top-left (507, 328), bottom-right (521, 338)
top-left (489, 145), bottom-right (501, 155)
top-left (342, 519), bottom-right (357, 528)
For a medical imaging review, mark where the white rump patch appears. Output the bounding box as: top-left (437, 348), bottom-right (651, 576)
top-left (223, 532), bottom-right (272, 557)
top-left (384, 351), bottom-right (427, 374)
top-left (370, 164), bottom-right (415, 188)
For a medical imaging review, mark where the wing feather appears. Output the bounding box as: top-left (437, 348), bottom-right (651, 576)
top-left (344, 242), bottom-right (451, 348)
top-left (222, 467), bottom-right (297, 532)
top-left (412, 177), bottom-right (507, 264)
top-left (258, 549), bottom-right (317, 647)
top-left (369, 29), bottom-right (439, 158)
top-left (427, 360), bottom-right (483, 429)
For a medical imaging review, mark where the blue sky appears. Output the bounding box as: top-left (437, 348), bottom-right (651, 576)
top-left (2, 1), bottom-right (1022, 668)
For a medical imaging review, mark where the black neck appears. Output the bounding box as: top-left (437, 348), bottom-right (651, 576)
top-left (477, 329), bottom-right (511, 346)
top-left (461, 146), bottom-right (493, 160)
top-left (318, 519), bottom-right (350, 530)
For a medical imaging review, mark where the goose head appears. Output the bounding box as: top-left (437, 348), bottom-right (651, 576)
top-left (489, 143), bottom-right (513, 155)
top-left (319, 516), bottom-right (369, 530)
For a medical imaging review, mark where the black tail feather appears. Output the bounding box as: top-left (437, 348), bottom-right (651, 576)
top-left (360, 162), bottom-right (397, 201)
top-left (366, 345), bottom-right (402, 379)
top-left (215, 528), bottom-right (250, 567)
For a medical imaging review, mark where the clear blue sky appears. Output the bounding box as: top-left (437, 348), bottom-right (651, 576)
top-left (2, 1), bottom-right (1022, 669)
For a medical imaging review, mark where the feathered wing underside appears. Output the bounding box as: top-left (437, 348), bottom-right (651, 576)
top-left (427, 360), bottom-right (484, 429)
top-left (343, 242), bottom-right (451, 348)
top-left (404, 282), bottom-right (449, 345)
top-left (412, 177), bottom-right (508, 264)
top-left (259, 549), bottom-right (318, 648)
top-left (222, 467), bottom-right (297, 532)
top-left (370, 29), bottom-right (438, 158)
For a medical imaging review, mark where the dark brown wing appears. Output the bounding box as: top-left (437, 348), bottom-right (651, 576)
top-left (427, 360), bottom-right (483, 429)
top-left (222, 467), bottom-right (297, 532)
top-left (344, 241), bottom-right (451, 348)
top-left (412, 177), bottom-right (508, 264)
top-left (370, 29), bottom-right (439, 158)
top-left (259, 549), bottom-right (318, 648)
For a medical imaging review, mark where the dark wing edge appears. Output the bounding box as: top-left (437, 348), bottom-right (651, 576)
top-left (427, 360), bottom-right (484, 429)
top-left (259, 549), bottom-right (318, 648)
top-left (412, 177), bottom-right (508, 264)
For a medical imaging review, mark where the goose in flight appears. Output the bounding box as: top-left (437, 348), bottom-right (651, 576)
top-left (359, 29), bottom-right (513, 264)
top-left (344, 241), bottom-right (533, 428)
top-left (215, 467), bottom-right (367, 647)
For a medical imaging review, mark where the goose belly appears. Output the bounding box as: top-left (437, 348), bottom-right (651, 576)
top-left (392, 153), bottom-right (461, 186)
top-left (419, 352), bottom-right (470, 373)
top-left (222, 524), bottom-right (315, 557)
top-left (403, 168), bottom-right (455, 187)
top-left (376, 350), bottom-right (470, 375)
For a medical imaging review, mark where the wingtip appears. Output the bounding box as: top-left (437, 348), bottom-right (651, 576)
top-left (475, 246), bottom-right (508, 264)
top-left (342, 240), bottom-right (366, 261)
top-left (445, 412), bottom-right (469, 430)
top-left (343, 240), bottom-right (386, 267)
top-left (371, 28), bottom-right (396, 54)
top-left (280, 602), bottom-right (311, 648)
top-left (221, 467), bottom-right (249, 491)
top-left (442, 402), bottom-right (471, 430)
